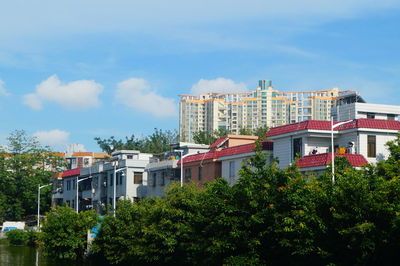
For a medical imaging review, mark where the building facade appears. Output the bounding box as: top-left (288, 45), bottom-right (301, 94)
top-left (179, 80), bottom-right (361, 142)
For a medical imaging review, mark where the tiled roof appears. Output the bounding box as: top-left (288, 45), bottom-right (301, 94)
top-left (93, 152), bottom-right (110, 158)
top-left (209, 136), bottom-right (228, 149)
top-left (218, 141), bottom-right (273, 158)
top-left (178, 151), bottom-right (218, 165)
top-left (179, 141), bottom-right (273, 164)
top-left (266, 119), bottom-right (400, 137)
top-left (297, 153), bottom-right (368, 169)
top-left (61, 168), bottom-right (81, 178)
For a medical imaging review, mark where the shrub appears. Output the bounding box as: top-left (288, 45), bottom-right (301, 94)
top-left (6, 229), bottom-right (29, 245)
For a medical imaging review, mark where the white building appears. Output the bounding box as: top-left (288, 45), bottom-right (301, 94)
top-left (332, 102), bottom-right (400, 121)
top-left (52, 150), bottom-right (152, 213)
top-left (266, 119), bottom-right (400, 171)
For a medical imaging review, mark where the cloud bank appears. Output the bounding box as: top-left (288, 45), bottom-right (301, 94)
top-left (190, 78), bottom-right (247, 95)
top-left (33, 129), bottom-right (70, 149)
top-left (115, 78), bottom-right (177, 117)
top-left (23, 75), bottom-right (103, 110)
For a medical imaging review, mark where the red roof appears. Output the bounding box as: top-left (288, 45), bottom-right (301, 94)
top-left (61, 168), bottom-right (81, 178)
top-left (267, 119), bottom-right (400, 137)
top-left (296, 153), bottom-right (368, 169)
top-left (218, 141), bottom-right (273, 158)
top-left (209, 136), bottom-right (228, 149)
top-left (178, 141), bottom-right (273, 164)
top-left (71, 152), bottom-right (93, 157)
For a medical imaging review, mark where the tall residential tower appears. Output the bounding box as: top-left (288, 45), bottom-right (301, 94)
top-left (179, 80), bottom-right (362, 142)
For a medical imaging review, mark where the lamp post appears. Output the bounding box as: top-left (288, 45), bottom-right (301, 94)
top-left (76, 176), bottom-right (93, 213)
top-left (37, 184), bottom-right (51, 229)
top-left (112, 162), bottom-right (127, 217)
top-left (174, 150), bottom-right (197, 187)
top-left (331, 118), bottom-right (354, 183)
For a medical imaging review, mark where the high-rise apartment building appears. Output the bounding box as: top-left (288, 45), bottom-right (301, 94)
top-left (179, 80), bottom-right (361, 142)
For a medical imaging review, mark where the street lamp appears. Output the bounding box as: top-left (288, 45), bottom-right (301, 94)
top-left (112, 162), bottom-right (127, 217)
top-left (331, 118), bottom-right (354, 183)
top-left (76, 176), bottom-right (93, 213)
top-left (37, 183), bottom-right (51, 229)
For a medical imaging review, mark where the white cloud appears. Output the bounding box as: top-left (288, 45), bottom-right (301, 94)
top-left (23, 75), bottom-right (103, 110)
top-left (33, 129), bottom-right (70, 149)
top-left (115, 78), bottom-right (177, 118)
top-left (0, 80), bottom-right (10, 96)
top-left (190, 78), bottom-right (247, 95)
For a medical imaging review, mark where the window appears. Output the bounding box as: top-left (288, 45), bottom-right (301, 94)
top-left (161, 172), bottom-right (165, 186)
top-left (152, 173), bottom-right (157, 187)
top-left (229, 161), bottom-right (235, 183)
top-left (66, 180), bottom-right (71, 190)
top-left (109, 173), bottom-right (113, 186)
top-left (127, 154), bottom-right (133, 159)
top-left (293, 138), bottom-right (302, 159)
top-left (185, 168), bottom-right (191, 183)
top-left (367, 135), bottom-right (376, 158)
top-left (387, 114), bottom-right (395, 120)
top-left (72, 200), bottom-right (75, 208)
top-left (198, 167), bottom-right (202, 181)
top-left (120, 173), bottom-right (123, 186)
top-left (84, 158), bottom-right (90, 165)
top-left (134, 172), bottom-right (143, 184)
top-left (367, 113), bottom-right (375, 119)
top-left (73, 180), bottom-right (76, 190)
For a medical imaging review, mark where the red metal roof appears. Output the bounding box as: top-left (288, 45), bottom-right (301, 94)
top-left (71, 152), bottom-right (93, 157)
top-left (178, 151), bottom-right (218, 165)
top-left (61, 168), bottom-right (81, 178)
top-left (266, 119), bottom-right (400, 137)
top-left (296, 153), bottom-right (368, 169)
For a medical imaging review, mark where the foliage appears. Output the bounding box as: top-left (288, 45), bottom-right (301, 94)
top-left (41, 207), bottom-right (98, 261)
top-left (94, 128), bottom-right (178, 154)
top-left (92, 136), bottom-right (400, 265)
top-left (6, 229), bottom-right (29, 245)
top-left (0, 130), bottom-right (64, 221)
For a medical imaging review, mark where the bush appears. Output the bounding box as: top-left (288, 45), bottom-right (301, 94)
top-left (41, 207), bottom-right (98, 261)
top-left (6, 229), bottom-right (29, 245)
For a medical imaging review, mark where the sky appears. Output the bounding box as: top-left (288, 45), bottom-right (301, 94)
top-left (1, 0), bottom-right (400, 152)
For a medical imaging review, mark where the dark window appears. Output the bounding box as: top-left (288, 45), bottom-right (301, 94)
top-left (387, 114), bottom-right (395, 120)
top-left (229, 161), bottom-right (235, 178)
top-left (134, 172), bottom-right (143, 184)
top-left (185, 168), bottom-right (191, 183)
top-left (120, 173), bottom-right (123, 185)
top-left (161, 172), bottom-right (165, 186)
top-left (293, 138), bottom-right (302, 159)
top-left (152, 173), bottom-right (157, 187)
top-left (109, 173), bottom-right (113, 186)
top-left (198, 167), bottom-right (202, 181)
top-left (367, 113), bottom-right (375, 119)
top-left (367, 135), bottom-right (376, 158)
top-left (127, 155), bottom-right (133, 159)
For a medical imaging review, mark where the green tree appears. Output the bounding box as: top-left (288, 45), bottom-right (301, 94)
top-left (193, 130), bottom-right (217, 145)
top-left (0, 130), bottom-right (63, 221)
top-left (95, 128), bottom-right (178, 154)
top-left (41, 207), bottom-right (98, 260)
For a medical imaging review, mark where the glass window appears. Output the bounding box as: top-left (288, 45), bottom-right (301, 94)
top-left (198, 167), bottom-right (202, 181)
top-left (367, 113), bottom-right (375, 119)
top-left (367, 135), bottom-right (376, 158)
top-left (387, 114), bottom-right (395, 120)
top-left (109, 173), bottom-right (113, 186)
top-left (229, 161), bottom-right (235, 178)
top-left (293, 138), bottom-right (302, 159)
top-left (134, 172), bottom-right (143, 185)
top-left (185, 168), bottom-right (191, 183)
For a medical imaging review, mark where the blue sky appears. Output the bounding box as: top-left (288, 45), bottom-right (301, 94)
top-left (1, 0), bottom-right (400, 152)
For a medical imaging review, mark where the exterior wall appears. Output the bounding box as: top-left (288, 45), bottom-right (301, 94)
top-left (358, 132), bottom-right (396, 163)
top-left (220, 151), bottom-right (273, 185)
top-left (62, 176), bottom-right (78, 208)
top-left (273, 137), bottom-right (293, 169)
top-left (184, 160), bottom-right (221, 184)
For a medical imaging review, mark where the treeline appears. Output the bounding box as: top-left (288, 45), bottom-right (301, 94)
top-left (94, 128), bottom-right (178, 154)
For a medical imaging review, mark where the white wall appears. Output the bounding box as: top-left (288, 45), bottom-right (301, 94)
top-left (273, 137), bottom-right (292, 169)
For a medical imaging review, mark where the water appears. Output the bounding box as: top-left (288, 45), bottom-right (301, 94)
top-left (0, 242), bottom-right (102, 266)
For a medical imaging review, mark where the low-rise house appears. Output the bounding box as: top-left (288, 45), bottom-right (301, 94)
top-left (266, 118), bottom-right (400, 170)
top-left (332, 102), bottom-right (400, 121)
